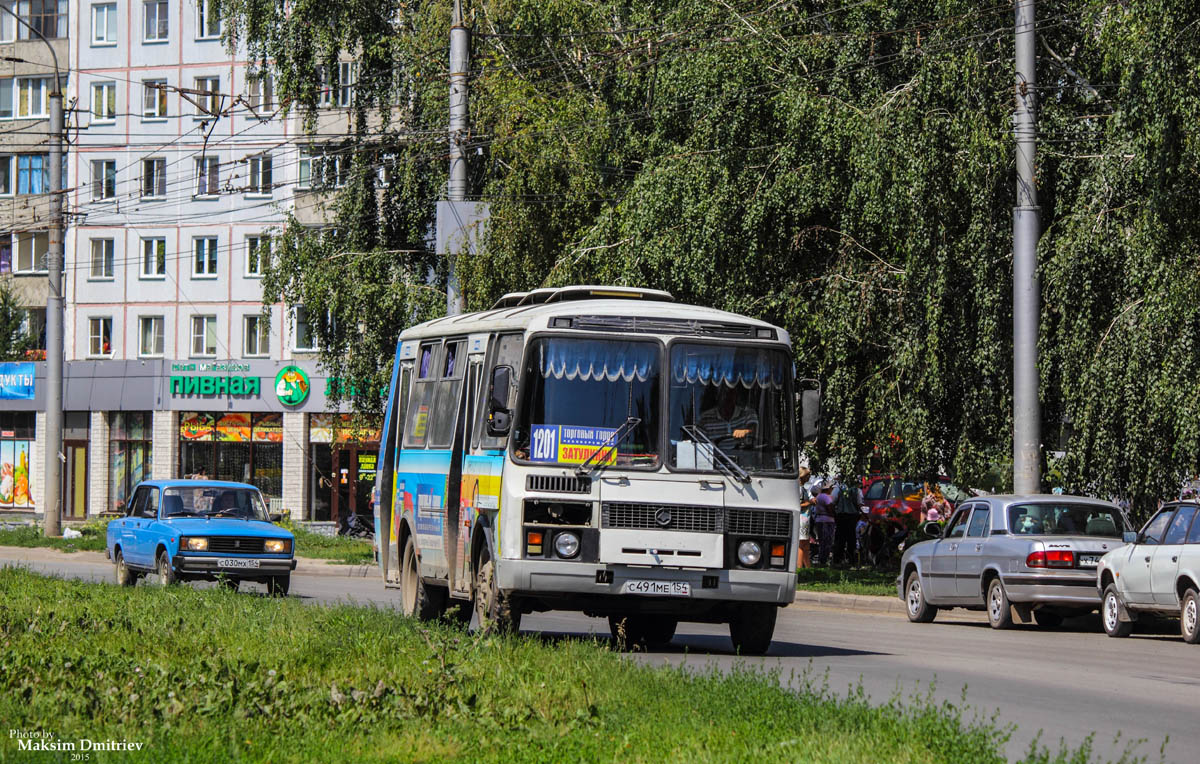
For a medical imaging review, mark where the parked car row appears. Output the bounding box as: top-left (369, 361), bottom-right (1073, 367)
top-left (899, 493), bottom-right (1200, 643)
top-left (105, 480), bottom-right (296, 595)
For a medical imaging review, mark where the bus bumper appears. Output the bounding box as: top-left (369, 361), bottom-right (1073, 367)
top-left (496, 559), bottom-right (796, 606)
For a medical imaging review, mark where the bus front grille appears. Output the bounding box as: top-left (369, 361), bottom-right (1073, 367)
top-left (601, 503), bottom-right (723, 533)
top-left (526, 474), bottom-right (592, 494)
top-left (726, 509), bottom-right (792, 537)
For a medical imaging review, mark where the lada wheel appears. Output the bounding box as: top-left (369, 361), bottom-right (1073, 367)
top-left (156, 551), bottom-right (177, 586)
top-left (986, 578), bottom-right (1013, 629)
top-left (114, 550), bottom-right (135, 587)
top-left (905, 571), bottom-right (937, 623)
top-left (473, 545), bottom-right (521, 635)
top-left (728, 604), bottom-right (777, 656)
top-left (1102, 584), bottom-right (1133, 638)
top-left (1181, 589), bottom-right (1200, 644)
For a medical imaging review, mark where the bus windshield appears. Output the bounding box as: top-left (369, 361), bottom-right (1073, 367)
top-left (669, 343), bottom-right (794, 474)
top-left (514, 338), bottom-right (661, 468)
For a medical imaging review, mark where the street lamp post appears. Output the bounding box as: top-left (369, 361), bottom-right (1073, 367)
top-left (0, 10), bottom-right (65, 536)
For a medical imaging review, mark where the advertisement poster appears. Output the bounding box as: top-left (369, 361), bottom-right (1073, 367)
top-left (179, 412), bottom-right (215, 440)
top-left (216, 413), bottom-right (252, 442)
top-left (0, 439), bottom-right (33, 507)
top-left (0, 362), bottom-right (35, 400)
top-left (252, 413), bottom-right (283, 443)
top-left (529, 424), bottom-right (617, 465)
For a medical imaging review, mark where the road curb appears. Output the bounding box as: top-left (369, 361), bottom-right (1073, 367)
top-left (792, 589), bottom-right (905, 615)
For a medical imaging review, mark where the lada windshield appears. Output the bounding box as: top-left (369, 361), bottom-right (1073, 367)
top-left (163, 486), bottom-right (269, 521)
top-left (513, 338), bottom-right (661, 468)
top-left (668, 343), bottom-right (795, 474)
top-left (1008, 502), bottom-right (1125, 537)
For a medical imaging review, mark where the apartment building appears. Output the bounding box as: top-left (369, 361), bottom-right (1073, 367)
top-left (0, 0), bottom-right (375, 526)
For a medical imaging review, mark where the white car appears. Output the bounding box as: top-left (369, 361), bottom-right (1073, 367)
top-left (1097, 501), bottom-right (1200, 642)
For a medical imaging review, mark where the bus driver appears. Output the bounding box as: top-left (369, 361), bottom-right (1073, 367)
top-left (698, 386), bottom-right (758, 451)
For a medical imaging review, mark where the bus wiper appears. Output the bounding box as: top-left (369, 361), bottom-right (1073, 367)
top-left (575, 417), bottom-right (641, 477)
top-left (680, 425), bottom-right (751, 484)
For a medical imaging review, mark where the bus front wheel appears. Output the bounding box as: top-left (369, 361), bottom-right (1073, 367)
top-left (473, 546), bottom-right (521, 635)
top-left (729, 604), bottom-right (777, 655)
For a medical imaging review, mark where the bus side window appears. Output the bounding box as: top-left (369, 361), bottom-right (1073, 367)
top-left (479, 332), bottom-right (524, 450)
top-left (428, 339), bottom-right (466, 448)
top-left (394, 365), bottom-right (412, 462)
top-left (404, 342), bottom-right (439, 448)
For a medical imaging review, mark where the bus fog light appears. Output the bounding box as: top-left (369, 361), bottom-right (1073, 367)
top-left (737, 540), bottom-right (761, 566)
top-left (554, 532), bottom-right (580, 559)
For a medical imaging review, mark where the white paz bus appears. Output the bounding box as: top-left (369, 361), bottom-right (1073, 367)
top-left (372, 286), bottom-right (816, 654)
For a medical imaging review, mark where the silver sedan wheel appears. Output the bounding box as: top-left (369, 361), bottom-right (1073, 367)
top-left (1104, 591), bottom-right (1121, 633)
top-left (1185, 597), bottom-right (1198, 640)
top-left (988, 586), bottom-right (1003, 621)
top-left (907, 578), bottom-right (923, 616)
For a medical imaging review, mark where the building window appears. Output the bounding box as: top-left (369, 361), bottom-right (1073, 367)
top-left (90, 238), bottom-right (114, 279)
top-left (195, 0), bottom-right (220, 38)
top-left (16, 77), bottom-right (48, 117)
top-left (245, 235), bottom-right (269, 277)
top-left (293, 306), bottom-right (316, 351)
top-left (141, 237), bottom-right (166, 278)
top-left (20, 0), bottom-right (66, 40)
top-left (247, 154), bottom-right (272, 195)
top-left (138, 316), bottom-right (164, 357)
top-left (194, 76), bottom-right (220, 117)
top-left (179, 413), bottom-right (283, 499)
top-left (143, 0), bottom-right (168, 41)
top-left (194, 155), bottom-right (219, 196)
top-left (0, 79), bottom-right (11, 119)
top-left (23, 308), bottom-right (45, 351)
top-left (0, 413), bottom-right (36, 509)
top-left (91, 81), bottom-right (116, 122)
top-left (338, 61), bottom-right (358, 107)
top-left (16, 154), bottom-right (46, 194)
top-left (297, 147), bottom-right (345, 191)
top-left (91, 159), bottom-right (116, 200)
top-left (190, 315), bottom-right (217, 356)
top-left (92, 3), bottom-right (117, 44)
top-left (14, 232), bottom-right (47, 273)
top-left (243, 314), bottom-right (269, 357)
top-left (0, 6), bottom-right (13, 42)
top-left (0, 155), bottom-right (11, 195)
top-left (89, 316), bottom-right (113, 356)
top-left (142, 79), bottom-right (167, 119)
top-left (193, 237), bottom-right (218, 277)
top-left (247, 72), bottom-right (273, 114)
top-left (141, 158), bottom-right (166, 198)
top-left (110, 412), bottom-right (152, 513)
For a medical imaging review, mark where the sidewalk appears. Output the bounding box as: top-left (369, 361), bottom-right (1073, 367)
top-left (0, 545), bottom-right (374, 578)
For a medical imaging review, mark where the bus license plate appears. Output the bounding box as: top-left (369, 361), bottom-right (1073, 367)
top-left (217, 558), bottom-right (260, 569)
top-left (620, 580), bottom-right (690, 597)
top-left (1077, 555), bottom-right (1101, 568)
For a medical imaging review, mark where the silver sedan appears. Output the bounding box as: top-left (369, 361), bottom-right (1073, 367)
top-left (897, 494), bottom-right (1128, 629)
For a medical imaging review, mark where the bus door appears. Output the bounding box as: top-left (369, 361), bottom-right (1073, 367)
top-left (446, 336), bottom-right (487, 597)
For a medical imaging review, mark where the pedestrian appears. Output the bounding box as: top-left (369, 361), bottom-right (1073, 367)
top-left (813, 482), bottom-right (836, 565)
top-left (831, 476), bottom-right (861, 566)
top-left (854, 508), bottom-right (870, 567)
top-left (796, 467), bottom-right (814, 569)
top-left (921, 482), bottom-right (949, 524)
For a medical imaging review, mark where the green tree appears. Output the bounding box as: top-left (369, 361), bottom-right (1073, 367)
top-left (0, 278), bottom-right (32, 361)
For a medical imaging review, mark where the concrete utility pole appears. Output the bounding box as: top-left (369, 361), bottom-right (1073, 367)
top-left (1012, 0), bottom-right (1041, 494)
top-left (446, 0), bottom-right (469, 315)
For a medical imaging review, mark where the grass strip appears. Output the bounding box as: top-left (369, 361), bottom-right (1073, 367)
top-left (279, 520), bottom-right (374, 564)
top-left (0, 567), bottom-right (1103, 764)
top-left (795, 566), bottom-right (898, 597)
top-left (0, 522), bottom-right (108, 554)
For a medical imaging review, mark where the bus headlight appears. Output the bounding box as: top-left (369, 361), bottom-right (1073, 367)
top-left (737, 540), bottom-right (762, 567)
top-left (554, 532), bottom-right (580, 559)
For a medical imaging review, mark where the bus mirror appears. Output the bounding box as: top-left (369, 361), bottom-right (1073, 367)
top-left (800, 388), bottom-right (821, 442)
top-left (487, 365), bottom-right (513, 436)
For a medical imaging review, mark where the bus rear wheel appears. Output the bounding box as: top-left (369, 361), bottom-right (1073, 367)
top-left (473, 545), bottom-right (521, 635)
top-left (400, 535), bottom-right (444, 621)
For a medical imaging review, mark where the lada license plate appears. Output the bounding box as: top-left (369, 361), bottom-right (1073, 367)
top-left (620, 580), bottom-right (690, 597)
top-left (217, 558), bottom-right (260, 569)
top-left (1077, 554), bottom-right (1101, 567)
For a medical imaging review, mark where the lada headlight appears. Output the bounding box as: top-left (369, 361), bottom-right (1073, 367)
top-left (264, 538), bottom-right (292, 554)
top-left (181, 537), bottom-right (208, 551)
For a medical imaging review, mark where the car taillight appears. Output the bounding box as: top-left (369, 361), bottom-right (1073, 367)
top-left (1026, 550), bottom-right (1074, 568)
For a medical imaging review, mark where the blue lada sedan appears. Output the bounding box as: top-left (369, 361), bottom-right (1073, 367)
top-left (105, 480), bottom-right (296, 595)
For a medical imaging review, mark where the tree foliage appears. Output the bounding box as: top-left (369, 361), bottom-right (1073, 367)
top-left (0, 278), bottom-right (32, 361)
top-left (222, 0), bottom-right (1200, 510)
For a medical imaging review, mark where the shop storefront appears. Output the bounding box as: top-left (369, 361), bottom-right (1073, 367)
top-left (308, 414), bottom-right (380, 525)
top-left (0, 411), bottom-right (35, 510)
top-left (109, 412), bottom-right (152, 514)
top-left (179, 412), bottom-right (284, 499)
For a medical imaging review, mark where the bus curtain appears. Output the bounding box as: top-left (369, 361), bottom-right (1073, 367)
top-left (671, 346), bottom-right (787, 388)
top-left (538, 339), bottom-right (657, 382)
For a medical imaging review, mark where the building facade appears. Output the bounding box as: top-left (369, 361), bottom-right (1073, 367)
top-left (0, 1), bottom-right (375, 526)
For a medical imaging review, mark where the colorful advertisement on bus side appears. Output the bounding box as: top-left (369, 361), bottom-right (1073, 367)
top-left (529, 424), bottom-right (617, 465)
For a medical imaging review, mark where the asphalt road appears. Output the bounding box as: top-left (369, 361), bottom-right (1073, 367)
top-left (5, 552), bottom-right (1191, 763)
